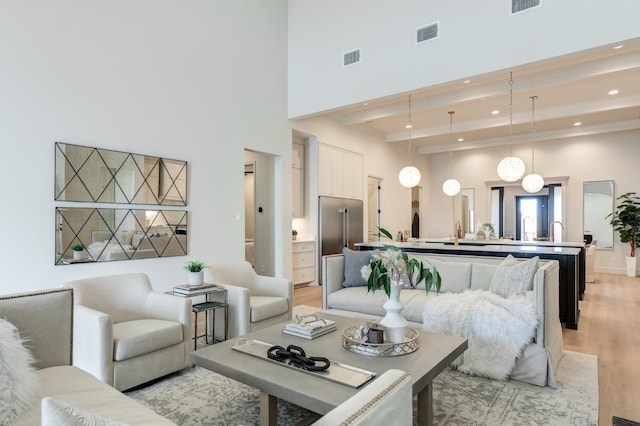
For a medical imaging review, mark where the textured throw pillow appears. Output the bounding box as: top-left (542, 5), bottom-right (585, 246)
top-left (0, 318), bottom-right (38, 425)
top-left (490, 255), bottom-right (539, 298)
top-left (343, 247), bottom-right (372, 287)
top-left (41, 397), bottom-right (127, 426)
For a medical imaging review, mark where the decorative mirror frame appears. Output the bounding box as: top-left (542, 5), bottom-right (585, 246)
top-left (583, 180), bottom-right (614, 249)
top-left (55, 142), bottom-right (188, 206)
top-left (55, 207), bottom-right (188, 264)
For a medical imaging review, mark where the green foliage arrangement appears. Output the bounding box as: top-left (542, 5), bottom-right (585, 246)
top-left (71, 243), bottom-right (84, 251)
top-left (362, 227), bottom-right (441, 298)
top-left (607, 192), bottom-right (640, 257)
top-left (184, 260), bottom-right (207, 272)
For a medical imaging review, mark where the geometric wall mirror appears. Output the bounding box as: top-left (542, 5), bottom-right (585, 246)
top-left (55, 142), bottom-right (188, 206)
top-left (55, 207), bottom-right (188, 264)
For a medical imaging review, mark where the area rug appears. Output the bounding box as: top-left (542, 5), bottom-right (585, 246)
top-left (126, 350), bottom-right (597, 425)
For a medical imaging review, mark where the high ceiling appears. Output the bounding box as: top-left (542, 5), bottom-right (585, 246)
top-left (331, 37), bottom-right (640, 156)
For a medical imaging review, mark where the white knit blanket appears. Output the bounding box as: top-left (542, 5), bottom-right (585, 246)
top-left (422, 290), bottom-right (538, 380)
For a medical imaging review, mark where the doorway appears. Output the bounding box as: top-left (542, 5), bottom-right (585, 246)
top-left (244, 150), bottom-right (276, 277)
top-left (367, 177), bottom-right (382, 242)
top-left (515, 195), bottom-right (549, 241)
top-left (244, 162), bottom-right (256, 267)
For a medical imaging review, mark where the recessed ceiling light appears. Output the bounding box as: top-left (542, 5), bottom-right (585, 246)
top-left (464, 80), bottom-right (471, 84)
top-left (405, 123), bottom-right (413, 129)
top-left (457, 138), bottom-right (464, 142)
top-left (613, 45), bottom-right (624, 49)
top-left (491, 110), bottom-right (500, 115)
top-left (363, 102), bottom-right (369, 106)
top-left (574, 122), bottom-right (582, 126)
top-left (608, 89), bottom-right (619, 95)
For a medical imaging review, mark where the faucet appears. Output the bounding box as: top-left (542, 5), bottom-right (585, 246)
top-left (548, 221), bottom-right (564, 243)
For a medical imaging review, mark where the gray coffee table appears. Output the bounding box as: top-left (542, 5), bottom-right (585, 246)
top-left (190, 312), bottom-right (467, 426)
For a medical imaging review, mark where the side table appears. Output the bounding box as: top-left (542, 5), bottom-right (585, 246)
top-left (168, 286), bottom-right (228, 350)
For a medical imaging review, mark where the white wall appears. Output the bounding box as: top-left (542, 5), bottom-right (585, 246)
top-left (0, 1), bottom-right (290, 294)
top-left (289, 1), bottom-right (640, 117)
top-left (428, 131), bottom-right (640, 274)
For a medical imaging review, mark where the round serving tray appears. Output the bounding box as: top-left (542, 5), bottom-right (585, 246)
top-left (342, 325), bottom-right (419, 357)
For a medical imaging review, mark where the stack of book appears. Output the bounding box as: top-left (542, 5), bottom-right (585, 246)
top-left (173, 283), bottom-right (217, 296)
top-left (282, 315), bottom-right (337, 339)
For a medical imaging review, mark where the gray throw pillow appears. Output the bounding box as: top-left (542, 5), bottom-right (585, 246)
top-left (489, 255), bottom-right (539, 298)
top-left (343, 247), bottom-right (371, 287)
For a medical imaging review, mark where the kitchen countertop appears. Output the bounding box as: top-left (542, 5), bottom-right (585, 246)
top-left (355, 240), bottom-right (582, 255)
top-left (414, 237), bottom-right (585, 248)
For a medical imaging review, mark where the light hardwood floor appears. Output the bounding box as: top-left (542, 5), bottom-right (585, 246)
top-left (294, 274), bottom-right (640, 425)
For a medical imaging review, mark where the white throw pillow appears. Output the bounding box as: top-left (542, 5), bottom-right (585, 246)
top-left (0, 318), bottom-right (38, 425)
top-left (417, 257), bottom-right (472, 293)
top-left (489, 255), bottom-right (539, 298)
top-left (41, 397), bottom-right (127, 426)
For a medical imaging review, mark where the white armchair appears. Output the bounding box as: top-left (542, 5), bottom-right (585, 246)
top-left (209, 261), bottom-right (293, 338)
top-left (64, 273), bottom-right (191, 391)
top-left (312, 369), bottom-right (412, 425)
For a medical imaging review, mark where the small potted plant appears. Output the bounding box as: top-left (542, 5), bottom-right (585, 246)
top-left (607, 192), bottom-right (640, 277)
top-left (71, 243), bottom-right (85, 260)
top-left (184, 260), bottom-right (207, 286)
top-left (292, 229), bottom-right (298, 241)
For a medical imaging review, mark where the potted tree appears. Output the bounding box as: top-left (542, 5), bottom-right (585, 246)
top-left (184, 260), bottom-right (208, 286)
top-left (71, 243), bottom-right (85, 260)
top-left (607, 192), bottom-right (640, 277)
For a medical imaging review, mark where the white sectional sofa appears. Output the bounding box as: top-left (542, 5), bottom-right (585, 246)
top-left (322, 252), bottom-right (565, 387)
top-left (0, 288), bottom-right (175, 425)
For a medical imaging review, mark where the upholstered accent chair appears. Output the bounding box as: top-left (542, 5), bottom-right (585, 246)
top-left (65, 273), bottom-right (191, 391)
top-left (209, 261), bottom-right (293, 338)
top-left (312, 369), bottom-right (412, 425)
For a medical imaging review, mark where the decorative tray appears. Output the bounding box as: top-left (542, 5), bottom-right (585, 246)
top-left (342, 325), bottom-right (419, 357)
top-left (232, 338), bottom-right (376, 388)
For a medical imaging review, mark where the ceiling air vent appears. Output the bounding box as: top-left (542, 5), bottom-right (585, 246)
top-left (416, 22), bottom-right (439, 44)
top-left (512, 0), bottom-right (541, 14)
top-left (343, 49), bottom-right (361, 66)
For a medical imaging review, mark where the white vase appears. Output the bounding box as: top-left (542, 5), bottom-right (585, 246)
top-left (626, 256), bottom-right (637, 277)
top-left (73, 250), bottom-right (84, 260)
top-left (379, 282), bottom-right (408, 343)
top-left (188, 271), bottom-right (204, 286)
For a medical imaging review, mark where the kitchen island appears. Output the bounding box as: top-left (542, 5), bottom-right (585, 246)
top-left (356, 239), bottom-right (583, 330)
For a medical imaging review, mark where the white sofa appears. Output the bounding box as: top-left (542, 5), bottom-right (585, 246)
top-left (322, 252), bottom-right (565, 387)
top-left (0, 288), bottom-right (175, 425)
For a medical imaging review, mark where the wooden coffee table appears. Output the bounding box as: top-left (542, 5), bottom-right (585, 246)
top-left (190, 312), bottom-right (467, 426)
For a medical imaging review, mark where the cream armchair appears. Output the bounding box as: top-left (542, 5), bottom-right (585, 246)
top-left (65, 273), bottom-right (191, 391)
top-left (209, 261), bottom-right (293, 338)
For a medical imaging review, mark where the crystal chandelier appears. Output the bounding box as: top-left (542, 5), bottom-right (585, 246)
top-left (442, 111), bottom-right (460, 196)
top-left (398, 94), bottom-right (421, 188)
top-left (522, 95), bottom-right (545, 193)
top-left (497, 72), bottom-right (526, 182)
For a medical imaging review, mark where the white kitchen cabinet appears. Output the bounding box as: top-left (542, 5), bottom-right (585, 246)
top-left (292, 240), bottom-right (315, 285)
top-left (292, 142), bottom-right (304, 218)
top-left (318, 143), bottom-right (363, 200)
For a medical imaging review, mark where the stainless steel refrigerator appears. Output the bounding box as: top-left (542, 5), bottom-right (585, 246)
top-left (319, 196), bottom-right (364, 283)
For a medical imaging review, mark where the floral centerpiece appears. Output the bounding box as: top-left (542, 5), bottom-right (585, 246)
top-left (360, 228), bottom-right (441, 343)
top-left (361, 228), bottom-right (441, 297)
